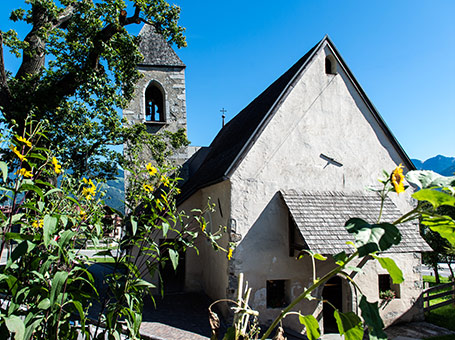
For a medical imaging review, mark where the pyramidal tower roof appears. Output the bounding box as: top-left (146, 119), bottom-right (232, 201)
top-left (138, 24), bottom-right (185, 67)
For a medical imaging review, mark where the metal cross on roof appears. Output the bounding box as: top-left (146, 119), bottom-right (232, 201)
top-left (220, 108), bottom-right (227, 127)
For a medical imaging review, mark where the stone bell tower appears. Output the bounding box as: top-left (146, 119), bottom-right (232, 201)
top-left (123, 24), bottom-right (188, 164)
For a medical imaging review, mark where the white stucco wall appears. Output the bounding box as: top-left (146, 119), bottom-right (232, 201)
top-left (352, 252), bottom-right (423, 327)
top-left (226, 42), bottom-right (423, 333)
top-left (180, 181), bottom-right (231, 306)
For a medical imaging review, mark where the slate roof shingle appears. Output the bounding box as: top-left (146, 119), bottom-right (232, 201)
top-left (138, 25), bottom-right (185, 67)
top-left (281, 190), bottom-right (431, 254)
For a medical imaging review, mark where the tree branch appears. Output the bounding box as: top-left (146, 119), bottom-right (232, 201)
top-left (123, 4), bottom-right (142, 25)
top-left (0, 32), bottom-right (11, 111)
top-left (39, 6), bottom-right (142, 104)
top-left (51, 3), bottom-right (78, 30)
top-left (11, 4), bottom-right (145, 120)
top-left (15, 4), bottom-right (47, 79)
top-left (16, 2), bottom-right (79, 80)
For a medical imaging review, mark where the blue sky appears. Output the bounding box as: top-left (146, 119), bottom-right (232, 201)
top-left (1, 1), bottom-right (454, 161)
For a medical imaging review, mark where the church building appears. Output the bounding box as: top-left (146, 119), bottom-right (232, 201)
top-left (125, 25), bottom-right (431, 335)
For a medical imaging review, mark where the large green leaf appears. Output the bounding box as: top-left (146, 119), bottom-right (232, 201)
top-left (18, 183), bottom-right (43, 200)
top-left (71, 300), bottom-right (86, 330)
top-left (345, 218), bottom-right (401, 256)
top-left (168, 248), bottom-right (179, 270)
top-left (28, 152), bottom-right (47, 161)
top-left (298, 249), bottom-right (327, 261)
top-left (4, 233), bottom-right (39, 242)
top-left (132, 279), bottom-right (155, 289)
top-left (413, 189), bottom-right (455, 209)
top-left (372, 256), bottom-right (404, 284)
top-left (43, 188), bottom-right (63, 197)
top-left (57, 230), bottom-right (76, 248)
top-left (406, 170), bottom-right (455, 189)
top-left (334, 310), bottom-right (364, 340)
top-left (359, 295), bottom-right (387, 340)
top-left (0, 161), bottom-right (8, 183)
top-left (133, 311), bottom-right (142, 334)
top-left (334, 251), bottom-right (348, 266)
top-left (23, 316), bottom-right (44, 340)
top-left (43, 215), bottom-right (57, 248)
top-left (10, 240), bottom-right (36, 263)
top-left (131, 216), bottom-right (137, 236)
top-left (4, 315), bottom-right (25, 340)
top-left (5, 274), bottom-right (18, 295)
top-left (162, 222), bottom-right (169, 237)
top-left (37, 298), bottom-right (51, 310)
top-left (422, 214), bottom-right (455, 246)
top-left (1, 213), bottom-right (25, 228)
top-left (50, 271), bottom-right (69, 306)
top-left (298, 314), bottom-right (320, 340)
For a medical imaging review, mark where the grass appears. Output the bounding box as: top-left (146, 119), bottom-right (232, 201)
top-left (423, 275), bottom-right (451, 306)
top-left (89, 257), bottom-right (116, 263)
top-left (423, 275), bottom-right (451, 285)
top-left (426, 304), bottom-right (455, 332)
top-left (423, 276), bottom-right (455, 332)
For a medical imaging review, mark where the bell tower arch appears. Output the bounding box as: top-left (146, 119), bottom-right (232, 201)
top-left (123, 24), bottom-right (188, 165)
top-left (123, 24), bottom-right (187, 136)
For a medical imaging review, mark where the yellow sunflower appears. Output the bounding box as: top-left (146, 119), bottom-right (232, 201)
top-left (10, 145), bottom-right (27, 162)
top-left (391, 164), bottom-right (405, 194)
top-left (227, 248), bottom-right (233, 260)
top-left (143, 183), bottom-right (154, 192)
top-left (32, 219), bottom-right (44, 229)
top-left (146, 163), bottom-right (158, 176)
top-left (15, 168), bottom-right (33, 178)
top-left (52, 157), bottom-right (62, 174)
top-left (16, 136), bottom-right (32, 148)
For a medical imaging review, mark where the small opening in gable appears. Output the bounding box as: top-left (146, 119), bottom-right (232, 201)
top-left (325, 55), bottom-right (337, 75)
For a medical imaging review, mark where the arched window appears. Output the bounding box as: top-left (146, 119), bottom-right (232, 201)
top-left (325, 55), bottom-right (337, 75)
top-left (145, 83), bottom-right (165, 122)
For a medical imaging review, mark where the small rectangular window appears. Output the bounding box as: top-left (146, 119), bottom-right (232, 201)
top-left (378, 274), bottom-right (400, 299)
top-left (267, 280), bottom-right (289, 308)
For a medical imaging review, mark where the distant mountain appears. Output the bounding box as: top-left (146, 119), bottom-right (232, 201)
top-left (411, 159), bottom-right (423, 170)
top-left (411, 155), bottom-right (455, 176)
top-left (441, 165), bottom-right (455, 176)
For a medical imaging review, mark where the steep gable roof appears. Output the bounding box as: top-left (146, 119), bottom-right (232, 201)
top-left (281, 190), bottom-right (431, 254)
top-left (179, 36), bottom-right (414, 202)
top-left (138, 24), bottom-right (185, 67)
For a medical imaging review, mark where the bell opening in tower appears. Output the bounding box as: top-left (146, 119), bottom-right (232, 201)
top-left (145, 83), bottom-right (165, 122)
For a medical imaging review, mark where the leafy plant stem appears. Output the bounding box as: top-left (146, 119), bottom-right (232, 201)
top-left (311, 253), bottom-right (316, 284)
top-left (377, 185), bottom-right (387, 223)
top-left (56, 277), bottom-right (69, 339)
top-left (393, 207), bottom-right (420, 225)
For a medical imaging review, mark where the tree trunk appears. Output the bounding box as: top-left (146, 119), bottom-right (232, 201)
top-left (445, 256), bottom-right (454, 280)
top-left (433, 264), bottom-right (440, 284)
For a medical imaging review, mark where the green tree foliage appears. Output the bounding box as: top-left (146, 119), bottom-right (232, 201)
top-left (421, 205), bottom-right (455, 283)
top-left (0, 0), bottom-right (186, 178)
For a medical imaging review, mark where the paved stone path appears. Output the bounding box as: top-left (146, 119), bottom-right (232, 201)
top-left (138, 293), bottom-right (455, 340)
top-left (140, 323), bottom-right (208, 340)
top-left (385, 321), bottom-right (455, 340)
top-left (139, 293), bottom-right (224, 340)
